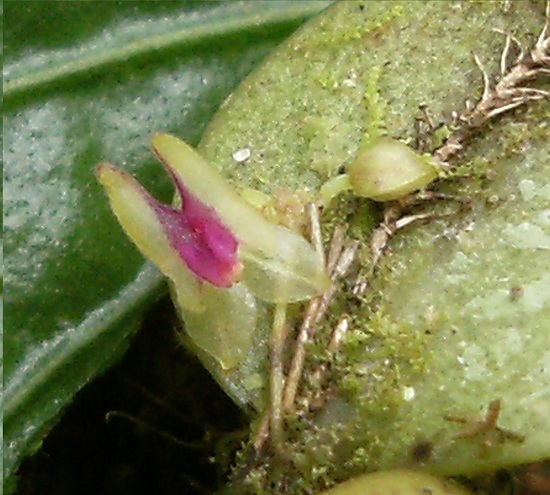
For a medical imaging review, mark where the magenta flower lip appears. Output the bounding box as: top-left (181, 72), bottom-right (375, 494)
top-left (152, 166), bottom-right (242, 288)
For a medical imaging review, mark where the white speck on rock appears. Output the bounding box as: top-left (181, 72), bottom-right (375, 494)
top-left (232, 148), bottom-right (251, 163)
top-left (403, 386), bottom-right (416, 401)
top-left (342, 78), bottom-right (357, 88)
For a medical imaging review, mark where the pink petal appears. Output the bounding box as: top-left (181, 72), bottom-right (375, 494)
top-left (151, 169), bottom-right (242, 288)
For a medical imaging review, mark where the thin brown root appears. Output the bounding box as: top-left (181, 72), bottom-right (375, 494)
top-left (493, 28), bottom-right (525, 70)
top-left (121, 376), bottom-right (208, 429)
top-left (326, 224), bottom-right (346, 274)
top-left (253, 412), bottom-right (270, 455)
top-left (445, 399), bottom-right (502, 438)
top-left (414, 191), bottom-right (472, 203)
top-left (473, 52), bottom-right (492, 102)
top-left (300, 315), bottom-right (351, 413)
top-left (105, 411), bottom-right (207, 450)
top-left (282, 298), bottom-right (320, 411)
top-left (283, 239), bottom-right (359, 412)
top-left (433, 17), bottom-right (549, 166)
top-left (368, 201), bottom-right (464, 284)
top-left (307, 202), bottom-right (325, 267)
top-left (500, 33), bottom-right (513, 75)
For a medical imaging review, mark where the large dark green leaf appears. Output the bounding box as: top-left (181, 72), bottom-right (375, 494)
top-left (3, 0), bottom-right (332, 484)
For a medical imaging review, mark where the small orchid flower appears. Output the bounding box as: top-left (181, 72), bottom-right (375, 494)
top-left (96, 133), bottom-right (330, 369)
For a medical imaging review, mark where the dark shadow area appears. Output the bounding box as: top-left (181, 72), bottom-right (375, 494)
top-left (15, 296), bottom-right (247, 495)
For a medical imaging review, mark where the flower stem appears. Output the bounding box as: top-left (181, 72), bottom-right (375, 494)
top-left (269, 303), bottom-right (288, 449)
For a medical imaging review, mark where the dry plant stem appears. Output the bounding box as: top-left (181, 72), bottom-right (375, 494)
top-left (301, 315), bottom-right (350, 412)
top-left (282, 299), bottom-right (321, 411)
top-left (269, 303), bottom-right (288, 449)
top-left (308, 202), bottom-right (326, 267)
top-left (327, 314), bottom-right (350, 353)
top-left (253, 412), bottom-right (270, 455)
top-left (445, 399), bottom-right (525, 444)
top-left (434, 15), bottom-right (549, 165)
top-left (256, 208), bottom-right (335, 453)
top-left (279, 226), bottom-right (345, 414)
top-left (326, 224), bottom-right (346, 274)
top-left (282, 240), bottom-right (359, 412)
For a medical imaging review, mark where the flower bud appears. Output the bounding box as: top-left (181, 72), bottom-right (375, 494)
top-left (348, 138), bottom-right (438, 201)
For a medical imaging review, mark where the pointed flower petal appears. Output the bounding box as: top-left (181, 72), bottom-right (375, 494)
top-left (240, 226), bottom-right (331, 303)
top-left (151, 133), bottom-right (277, 253)
top-left (96, 164), bottom-right (237, 313)
top-left (182, 282), bottom-right (258, 370)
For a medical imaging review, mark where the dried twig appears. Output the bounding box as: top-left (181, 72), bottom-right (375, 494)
top-left (307, 202), bottom-right (325, 267)
top-left (444, 399), bottom-right (525, 448)
top-left (434, 15), bottom-right (549, 165)
top-left (283, 239), bottom-right (359, 412)
top-left (299, 315), bottom-right (350, 412)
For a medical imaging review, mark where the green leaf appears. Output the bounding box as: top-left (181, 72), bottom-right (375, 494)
top-left (3, 0), bottom-right (331, 484)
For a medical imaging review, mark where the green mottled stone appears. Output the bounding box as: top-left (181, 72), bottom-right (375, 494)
top-left (189, 0), bottom-right (548, 491)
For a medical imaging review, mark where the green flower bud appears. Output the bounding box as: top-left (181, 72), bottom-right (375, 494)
top-left (348, 138), bottom-right (438, 201)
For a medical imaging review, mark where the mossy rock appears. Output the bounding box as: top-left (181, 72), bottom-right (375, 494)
top-left (185, 1), bottom-right (548, 492)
